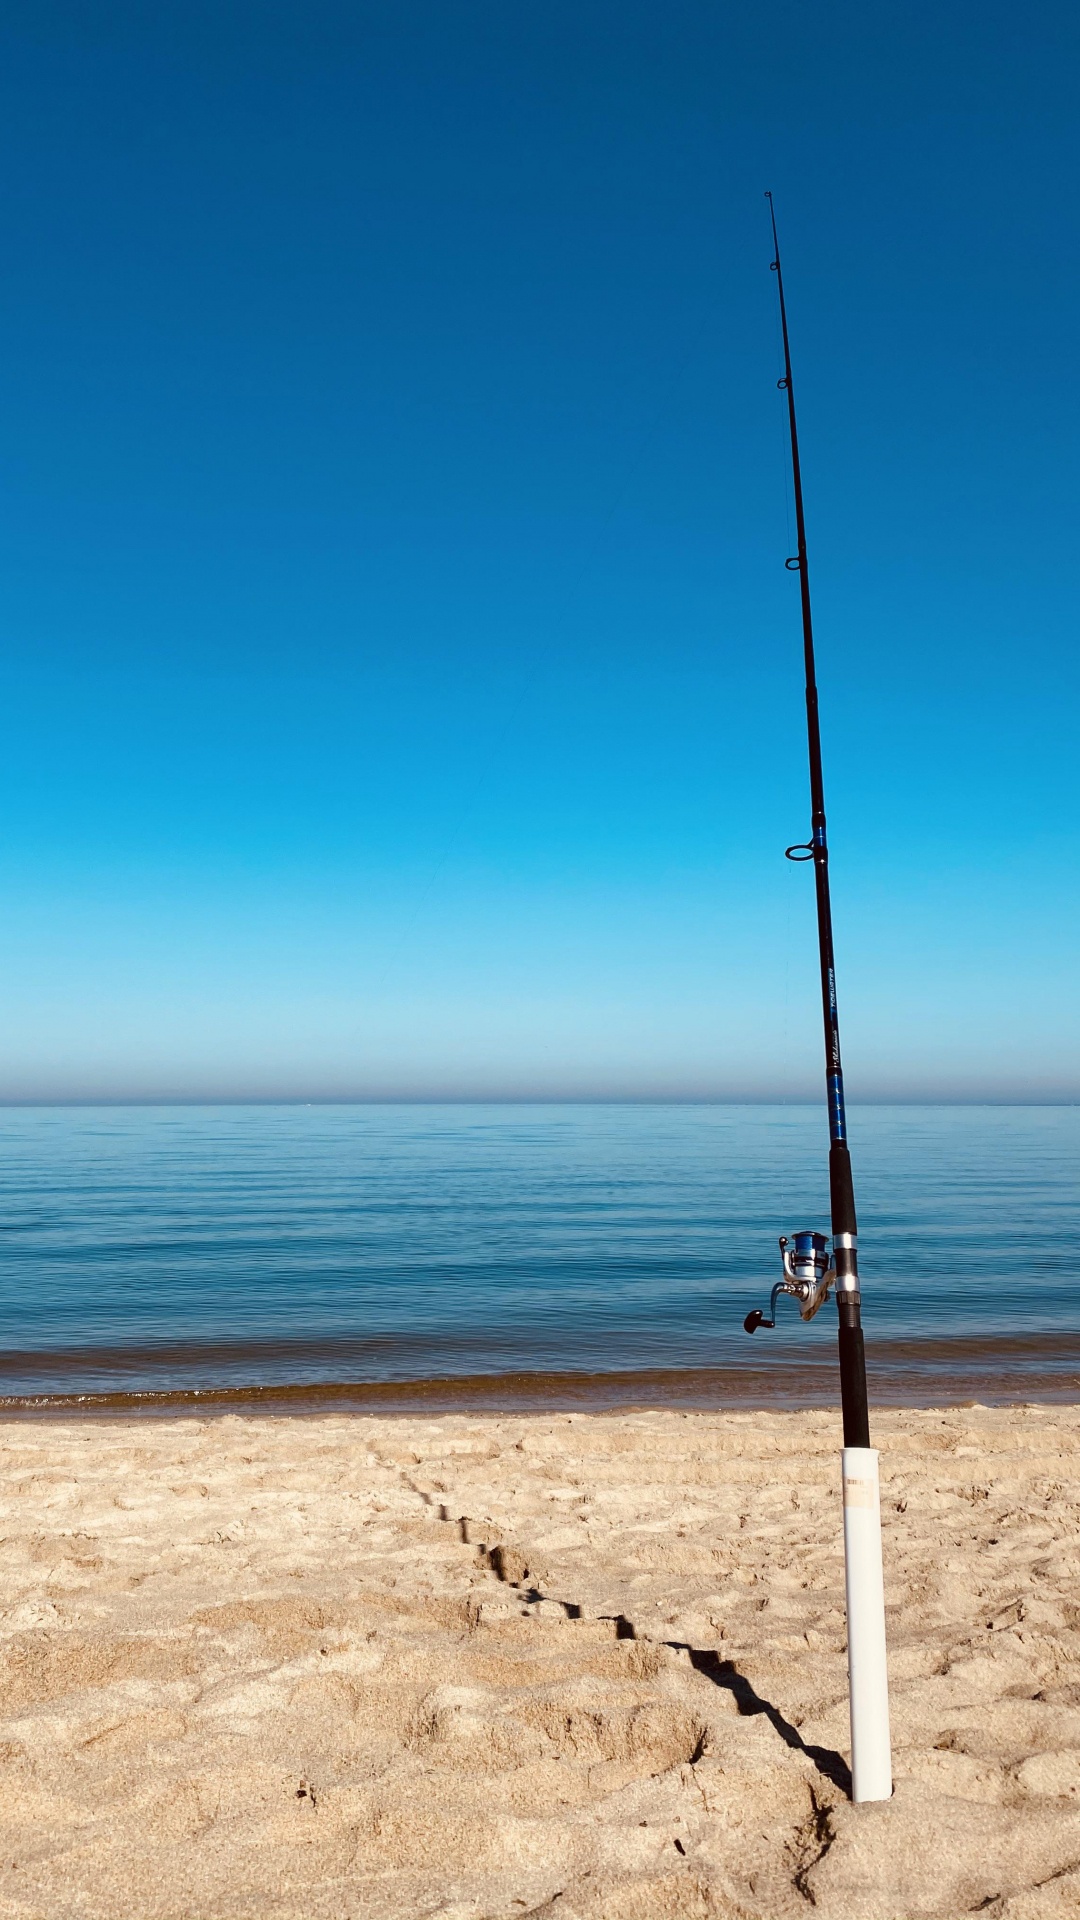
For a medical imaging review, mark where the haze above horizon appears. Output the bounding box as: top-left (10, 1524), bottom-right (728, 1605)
top-left (2, 0), bottom-right (1078, 1104)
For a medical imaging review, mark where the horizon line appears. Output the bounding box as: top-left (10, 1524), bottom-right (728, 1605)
top-left (1, 1094), bottom-right (1078, 1110)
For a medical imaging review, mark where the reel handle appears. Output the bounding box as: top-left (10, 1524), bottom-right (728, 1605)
top-left (744, 1281), bottom-right (786, 1333)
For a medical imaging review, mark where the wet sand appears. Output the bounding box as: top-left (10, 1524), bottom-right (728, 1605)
top-left (5, 1332), bottom-right (1080, 1414)
top-left (1, 1404), bottom-right (1078, 1918)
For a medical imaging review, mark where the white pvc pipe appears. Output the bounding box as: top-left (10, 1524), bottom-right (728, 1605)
top-left (841, 1446), bottom-right (893, 1802)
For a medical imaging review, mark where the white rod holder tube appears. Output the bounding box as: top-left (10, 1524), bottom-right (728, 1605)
top-left (841, 1446), bottom-right (892, 1802)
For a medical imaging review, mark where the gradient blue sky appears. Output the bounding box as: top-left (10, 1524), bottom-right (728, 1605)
top-left (2, 0), bottom-right (1078, 1101)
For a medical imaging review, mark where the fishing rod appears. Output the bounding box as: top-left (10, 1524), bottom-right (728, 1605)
top-left (743, 194), bottom-right (866, 1438)
top-left (743, 193), bottom-right (892, 1804)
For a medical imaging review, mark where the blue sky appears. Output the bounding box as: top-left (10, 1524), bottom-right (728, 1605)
top-left (1, 0), bottom-right (1078, 1101)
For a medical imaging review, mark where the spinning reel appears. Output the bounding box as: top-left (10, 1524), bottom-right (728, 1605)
top-left (744, 1229), bottom-right (835, 1332)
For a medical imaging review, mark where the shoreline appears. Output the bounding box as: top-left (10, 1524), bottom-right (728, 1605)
top-left (1, 1333), bottom-right (1079, 1418)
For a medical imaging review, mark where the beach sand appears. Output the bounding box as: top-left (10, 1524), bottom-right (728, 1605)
top-left (0, 1404), bottom-right (1078, 1919)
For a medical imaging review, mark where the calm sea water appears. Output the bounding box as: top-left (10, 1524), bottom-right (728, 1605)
top-left (0, 1103), bottom-right (1077, 1408)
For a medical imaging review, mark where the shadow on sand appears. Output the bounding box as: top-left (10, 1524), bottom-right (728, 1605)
top-left (426, 1498), bottom-right (853, 1800)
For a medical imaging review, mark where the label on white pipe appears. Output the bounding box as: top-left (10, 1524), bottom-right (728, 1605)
top-left (841, 1446), bottom-right (893, 1804)
top-left (842, 1476), bottom-right (875, 1509)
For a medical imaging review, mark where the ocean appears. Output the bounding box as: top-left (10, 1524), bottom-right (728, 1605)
top-left (0, 1102), bottom-right (1077, 1411)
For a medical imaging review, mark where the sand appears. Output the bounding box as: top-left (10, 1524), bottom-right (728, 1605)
top-left (0, 1405), bottom-right (1078, 1920)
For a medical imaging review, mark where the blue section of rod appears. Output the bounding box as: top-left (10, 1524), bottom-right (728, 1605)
top-left (828, 1071), bottom-right (847, 1144)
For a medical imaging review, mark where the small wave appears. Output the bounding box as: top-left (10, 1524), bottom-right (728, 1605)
top-left (0, 1335), bottom-right (1077, 1419)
